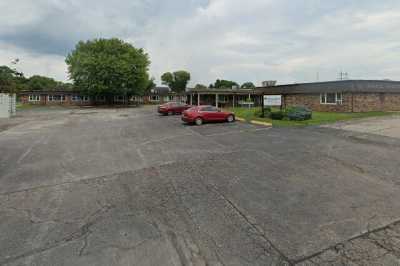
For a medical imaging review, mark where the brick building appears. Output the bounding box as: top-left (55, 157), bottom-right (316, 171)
top-left (259, 80), bottom-right (400, 112)
top-left (19, 87), bottom-right (187, 106)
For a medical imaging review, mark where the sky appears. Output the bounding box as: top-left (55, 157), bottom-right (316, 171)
top-left (1, 0), bottom-right (400, 86)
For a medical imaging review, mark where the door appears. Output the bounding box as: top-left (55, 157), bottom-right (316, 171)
top-left (206, 106), bottom-right (222, 121)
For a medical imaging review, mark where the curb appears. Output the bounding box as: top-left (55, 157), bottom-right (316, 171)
top-left (235, 116), bottom-right (272, 127)
top-left (250, 120), bottom-right (272, 127)
top-left (235, 117), bottom-right (246, 122)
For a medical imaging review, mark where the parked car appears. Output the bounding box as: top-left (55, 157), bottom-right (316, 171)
top-left (158, 102), bottom-right (191, 115)
top-left (182, 105), bottom-right (235, 125)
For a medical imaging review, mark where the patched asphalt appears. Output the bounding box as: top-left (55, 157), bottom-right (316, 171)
top-left (1, 106), bottom-right (400, 265)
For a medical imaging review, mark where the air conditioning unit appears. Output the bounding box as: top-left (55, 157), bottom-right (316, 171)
top-left (262, 81), bottom-right (277, 87)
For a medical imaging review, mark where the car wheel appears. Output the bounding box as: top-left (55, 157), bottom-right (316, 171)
top-left (227, 115), bottom-right (235, 122)
top-left (195, 117), bottom-right (203, 126)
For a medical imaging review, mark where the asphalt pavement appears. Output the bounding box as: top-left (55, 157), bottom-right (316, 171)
top-left (1, 106), bottom-right (400, 265)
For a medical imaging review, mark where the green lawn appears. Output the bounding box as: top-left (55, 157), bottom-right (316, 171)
top-left (228, 107), bottom-right (394, 127)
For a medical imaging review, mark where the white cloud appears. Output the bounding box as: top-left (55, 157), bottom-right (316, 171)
top-left (0, 42), bottom-right (68, 81)
top-left (1, 0), bottom-right (400, 85)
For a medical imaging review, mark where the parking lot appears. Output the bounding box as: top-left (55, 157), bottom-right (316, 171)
top-left (1, 106), bottom-right (400, 265)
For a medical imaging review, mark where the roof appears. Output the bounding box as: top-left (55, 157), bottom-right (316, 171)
top-left (256, 80), bottom-right (400, 94)
top-left (187, 88), bottom-right (261, 95)
top-left (19, 90), bottom-right (78, 94)
top-left (151, 87), bottom-right (170, 95)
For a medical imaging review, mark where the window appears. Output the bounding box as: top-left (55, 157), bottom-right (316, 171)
top-left (48, 95), bottom-right (65, 101)
top-left (131, 96), bottom-right (141, 102)
top-left (82, 96), bottom-right (90, 102)
top-left (96, 96), bottom-right (106, 102)
top-left (218, 95), bottom-right (228, 103)
top-left (164, 96), bottom-right (174, 102)
top-left (114, 96), bottom-right (125, 102)
top-left (151, 95), bottom-right (159, 101)
top-left (201, 106), bottom-right (218, 112)
top-left (71, 95), bottom-right (81, 101)
top-left (320, 93), bottom-right (343, 105)
top-left (28, 95), bottom-right (40, 102)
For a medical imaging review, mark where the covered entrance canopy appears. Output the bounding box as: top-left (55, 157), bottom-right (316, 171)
top-left (186, 88), bottom-right (262, 108)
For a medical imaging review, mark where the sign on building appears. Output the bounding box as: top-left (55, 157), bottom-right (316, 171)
top-left (264, 95), bottom-right (282, 106)
top-left (0, 93), bottom-right (16, 118)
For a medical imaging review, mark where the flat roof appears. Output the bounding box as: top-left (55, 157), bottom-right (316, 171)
top-left (256, 80), bottom-right (400, 94)
top-left (187, 88), bottom-right (261, 95)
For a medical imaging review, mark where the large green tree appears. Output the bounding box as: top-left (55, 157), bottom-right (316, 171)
top-left (212, 79), bottom-right (239, 89)
top-left (161, 70), bottom-right (190, 93)
top-left (0, 66), bottom-right (25, 93)
top-left (241, 82), bottom-right (256, 89)
top-left (194, 84), bottom-right (207, 90)
top-left (27, 75), bottom-right (58, 91)
top-left (66, 38), bottom-right (151, 98)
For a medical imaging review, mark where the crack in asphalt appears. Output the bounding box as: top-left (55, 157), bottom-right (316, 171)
top-left (0, 204), bottom-right (114, 265)
top-left (293, 219), bottom-right (400, 265)
top-left (194, 169), bottom-right (292, 265)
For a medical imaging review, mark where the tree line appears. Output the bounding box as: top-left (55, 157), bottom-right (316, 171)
top-left (0, 38), bottom-right (256, 97)
top-left (0, 65), bottom-right (73, 93)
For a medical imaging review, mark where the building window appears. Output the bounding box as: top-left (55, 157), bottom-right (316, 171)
top-left (71, 95), bottom-right (81, 101)
top-left (320, 93), bottom-right (343, 105)
top-left (82, 96), bottom-right (90, 102)
top-left (218, 95), bottom-right (228, 103)
top-left (114, 96), bottom-right (125, 102)
top-left (151, 95), bottom-right (159, 101)
top-left (131, 96), bottom-right (142, 102)
top-left (28, 95), bottom-right (40, 102)
top-left (96, 96), bottom-right (105, 102)
top-left (164, 95), bottom-right (174, 102)
top-left (48, 95), bottom-right (65, 102)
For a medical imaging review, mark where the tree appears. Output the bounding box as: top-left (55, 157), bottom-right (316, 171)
top-left (0, 66), bottom-right (25, 93)
top-left (27, 75), bottom-right (58, 91)
top-left (241, 82), bottom-right (256, 89)
top-left (144, 77), bottom-right (156, 94)
top-left (66, 38), bottom-right (151, 99)
top-left (161, 70), bottom-right (191, 93)
top-left (194, 84), bottom-right (207, 90)
top-left (212, 79), bottom-right (239, 89)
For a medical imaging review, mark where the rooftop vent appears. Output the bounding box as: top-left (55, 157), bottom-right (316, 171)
top-left (262, 81), bottom-right (277, 87)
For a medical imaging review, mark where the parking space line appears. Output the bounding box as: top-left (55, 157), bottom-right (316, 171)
top-left (204, 127), bottom-right (271, 137)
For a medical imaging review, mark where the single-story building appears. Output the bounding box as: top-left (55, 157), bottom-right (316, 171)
top-left (19, 87), bottom-right (188, 106)
top-left (186, 88), bottom-right (262, 108)
top-left (19, 91), bottom-right (96, 105)
top-left (258, 80), bottom-right (400, 112)
top-left (141, 87), bottom-right (187, 104)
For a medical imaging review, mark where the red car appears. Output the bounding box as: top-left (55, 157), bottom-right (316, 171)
top-left (158, 102), bottom-right (191, 115)
top-left (182, 105), bottom-right (235, 125)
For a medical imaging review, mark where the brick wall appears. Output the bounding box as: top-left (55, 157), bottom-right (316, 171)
top-left (283, 92), bottom-right (400, 112)
top-left (283, 93), bottom-right (352, 112)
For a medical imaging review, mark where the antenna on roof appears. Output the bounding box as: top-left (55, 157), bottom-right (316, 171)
top-left (338, 70), bottom-right (349, 80)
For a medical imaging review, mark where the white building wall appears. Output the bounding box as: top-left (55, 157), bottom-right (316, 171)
top-left (0, 93), bottom-right (16, 118)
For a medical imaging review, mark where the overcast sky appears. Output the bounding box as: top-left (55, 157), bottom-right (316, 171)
top-left (1, 0), bottom-right (400, 86)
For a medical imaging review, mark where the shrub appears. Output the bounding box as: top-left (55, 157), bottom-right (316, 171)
top-left (255, 107), bottom-right (271, 118)
top-left (270, 111), bottom-right (284, 120)
top-left (286, 106), bottom-right (312, 121)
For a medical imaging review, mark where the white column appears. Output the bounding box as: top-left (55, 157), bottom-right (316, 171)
top-left (233, 95), bottom-right (235, 108)
top-left (197, 93), bottom-right (200, 106)
top-left (215, 94), bottom-right (219, 108)
top-left (190, 94), bottom-right (193, 105)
